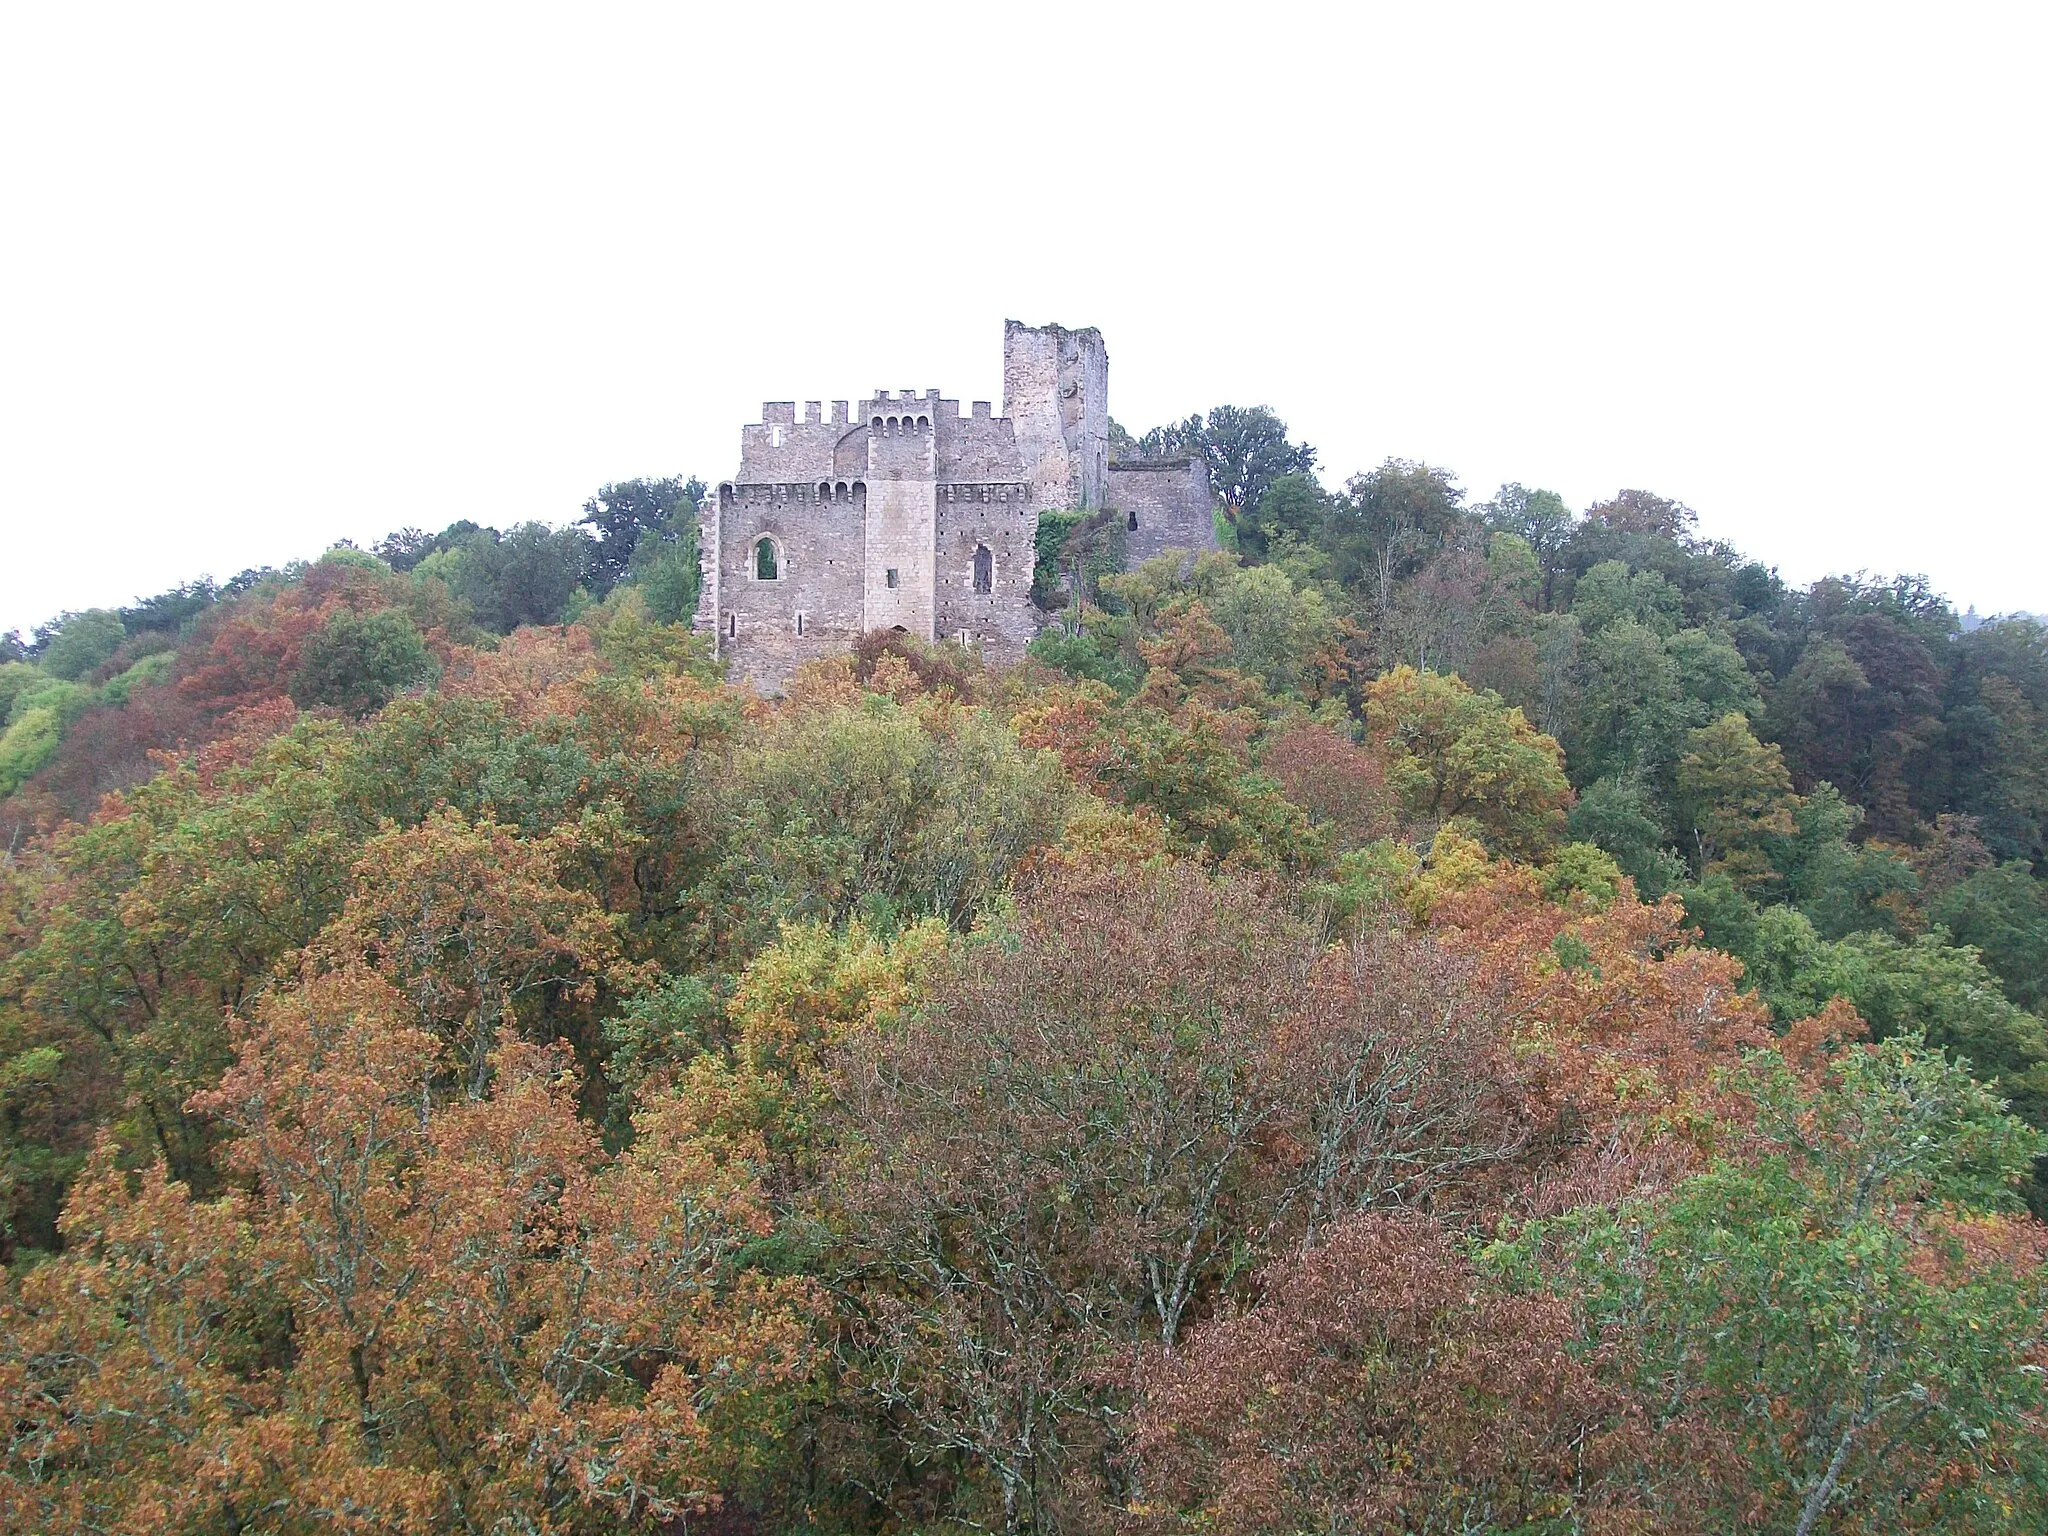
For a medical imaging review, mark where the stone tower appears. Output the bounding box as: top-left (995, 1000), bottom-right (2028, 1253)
top-left (859, 390), bottom-right (939, 637)
top-left (1003, 320), bottom-right (1108, 512)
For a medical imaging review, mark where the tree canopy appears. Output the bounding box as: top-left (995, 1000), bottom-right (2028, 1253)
top-left (5, 431), bottom-right (2048, 1534)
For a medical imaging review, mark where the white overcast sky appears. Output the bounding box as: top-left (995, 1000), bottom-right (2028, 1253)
top-left (1, 3), bottom-right (2042, 636)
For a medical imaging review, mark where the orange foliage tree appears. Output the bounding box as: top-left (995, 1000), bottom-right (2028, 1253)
top-left (1130, 1211), bottom-right (1673, 1536)
top-left (0, 963), bottom-right (812, 1534)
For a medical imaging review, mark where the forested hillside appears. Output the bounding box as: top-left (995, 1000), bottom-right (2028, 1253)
top-left (4, 422), bottom-right (2048, 1534)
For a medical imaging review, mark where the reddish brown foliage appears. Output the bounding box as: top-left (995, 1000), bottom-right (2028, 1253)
top-left (1273, 929), bottom-right (1535, 1234)
top-left (1130, 1212), bottom-right (1660, 1536)
top-left (1260, 717), bottom-right (1399, 851)
top-left (177, 562), bottom-right (457, 720)
top-left (21, 681), bottom-right (208, 823)
top-left (437, 623), bottom-right (604, 724)
top-left (1428, 866), bottom-right (1778, 1211)
top-left (1009, 681), bottom-right (1123, 792)
top-left (852, 627), bottom-right (986, 701)
top-left (319, 809), bottom-right (650, 1097)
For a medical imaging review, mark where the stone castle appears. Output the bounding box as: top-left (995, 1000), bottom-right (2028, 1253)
top-left (695, 320), bottom-right (1215, 690)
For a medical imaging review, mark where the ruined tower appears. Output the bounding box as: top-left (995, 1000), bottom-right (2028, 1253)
top-left (1003, 320), bottom-right (1109, 512)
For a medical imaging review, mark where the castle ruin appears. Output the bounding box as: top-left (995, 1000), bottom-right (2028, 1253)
top-left (696, 320), bottom-right (1215, 691)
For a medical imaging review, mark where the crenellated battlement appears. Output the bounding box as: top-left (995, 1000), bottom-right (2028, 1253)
top-left (754, 400), bottom-right (853, 426)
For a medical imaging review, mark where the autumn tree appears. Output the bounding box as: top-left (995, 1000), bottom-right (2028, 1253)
top-left (1131, 1212), bottom-right (1659, 1536)
top-left (1494, 1036), bottom-right (2048, 1533)
top-left (0, 710), bottom-right (357, 1235)
top-left (1275, 928), bottom-right (1533, 1241)
top-left (1427, 862), bottom-right (1777, 1209)
top-left (821, 863), bottom-right (1319, 1529)
top-left (0, 965), bottom-right (813, 1534)
top-left (1259, 717), bottom-right (1398, 855)
top-left (1365, 665), bottom-right (1572, 858)
top-left (1673, 711), bottom-right (1799, 886)
top-left (319, 808), bottom-right (643, 1098)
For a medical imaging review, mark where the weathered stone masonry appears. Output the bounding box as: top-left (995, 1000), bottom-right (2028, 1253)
top-left (697, 320), bottom-right (1216, 692)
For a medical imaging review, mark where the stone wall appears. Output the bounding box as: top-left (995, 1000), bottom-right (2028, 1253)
top-left (933, 482), bottom-right (1041, 663)
top-left (936, 400), bottom-right (1025, 481)
top-left (1108, 458), bottom-right (1217, 564)
top-left (737, 401), bottom-right (844, 483)
top-left (704, 480), bottom-right (868, 692)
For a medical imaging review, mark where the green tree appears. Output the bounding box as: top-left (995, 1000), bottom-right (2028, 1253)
top-left (1820, 931), bottom-right (2048, 1133)
top-left (417, 522), bottom-right (593, 632)
top-left (1768, 602), bottom-right (1947, 837)
top-left (703, 694), bottom-right (1076, 955)
top-left (1946, 618), bottom-right (2048, 863)
top-left (1569, 774), bottom-right (1684, 896)
top-left (1570, 560), bottom-right (1681, 636)
top-left (288, 608), bottom-right (436, 717)
top-left (1673, 712), bottom-right (1798, 886)
top-left (35, 610), bottom-right (126, 682)
top-left (1365, 665), bottom-right (1572, 858)
top-left (1664, 625), bottom-right (1761, 719)
top-left (374, 519), bottom-right (485, 572)
top-left (118, 579), bottom-right (219, 638)
top-left (1570, 618), bottom-right (1689, 785)
top-left (625, 511), bottom-right (702, 624)
top-left (1132, 404), bottom-right (1315, 526)
top-left (1479, 482), bottom-right (1576, 610)
top-left (0, 663), bottom-right (42, 721)
top-left (1234, 470), bottom-right (1327, 560)
top-left (1493, 1036), bottom-right (2048, 1533)
top-left (1180, 555), bottom-right (1340, 698)
top-left (579, 475), bottom-right (703, 596)
top-left (1337, 460), bottom-right (1466, 655)
top-left (1930, 863), bottom-right (2048, 1013)
top-left (0, 707), bottom-right (64, 800)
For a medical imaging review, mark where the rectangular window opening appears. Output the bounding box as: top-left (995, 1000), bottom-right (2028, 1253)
top-left (885, 568), bottom-right (900, 589)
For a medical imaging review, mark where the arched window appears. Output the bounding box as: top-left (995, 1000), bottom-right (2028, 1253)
top-left (917, 415), bottom-right (929, 429)
top-left (754, 537), bottom-right (779, 580)
top-left (973, 543), bottom-right (992, 594)
top-left (1127, 507), bottom-right (1138, 531)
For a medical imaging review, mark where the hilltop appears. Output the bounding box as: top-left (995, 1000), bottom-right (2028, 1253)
top-left (4, 419), bottom-right (2048, 1533)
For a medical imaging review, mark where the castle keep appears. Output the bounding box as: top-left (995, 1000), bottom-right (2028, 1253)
top-left (696, 320), bottom-right (1214, 690)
